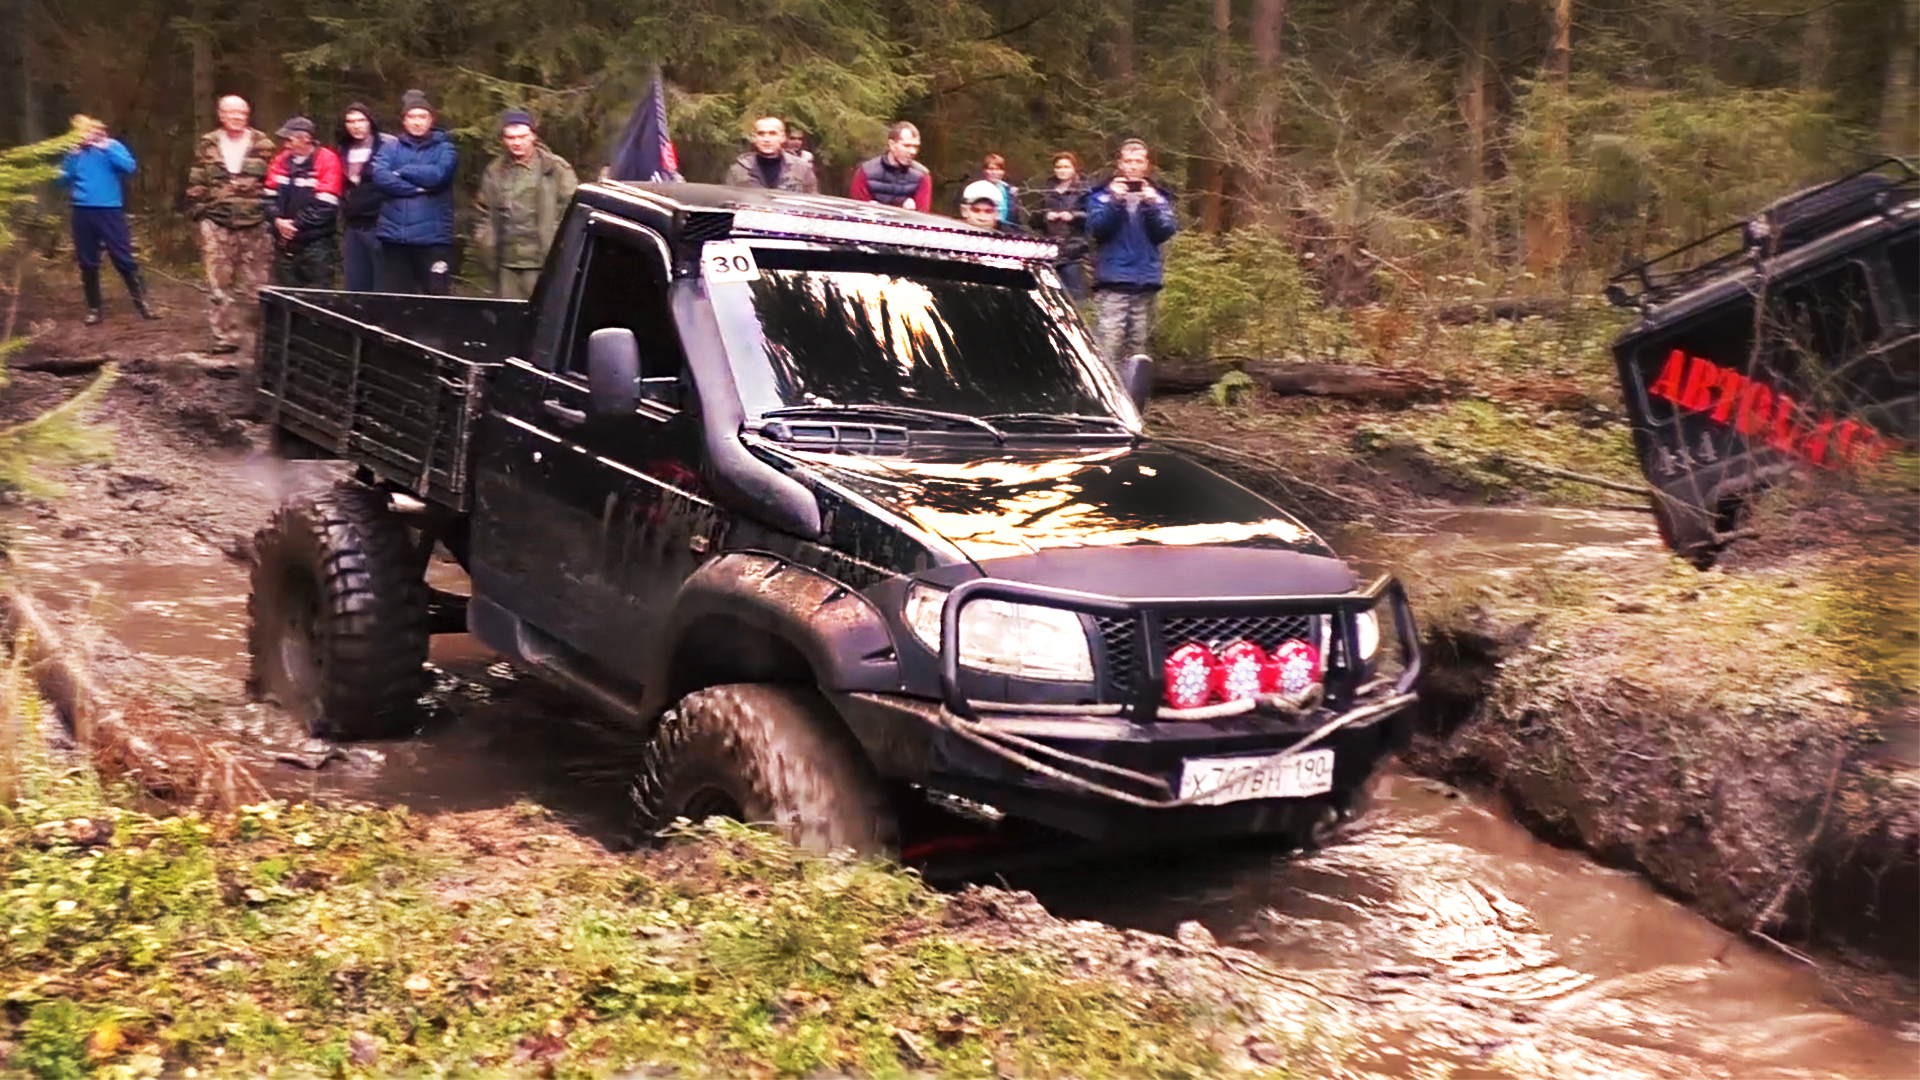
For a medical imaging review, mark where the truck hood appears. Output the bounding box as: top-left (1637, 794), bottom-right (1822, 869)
top-left (768, 441), bottom-right (1335, 566)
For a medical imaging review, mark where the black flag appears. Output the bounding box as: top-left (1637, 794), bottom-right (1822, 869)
top-left (607, 68), bottom-right (680, 182)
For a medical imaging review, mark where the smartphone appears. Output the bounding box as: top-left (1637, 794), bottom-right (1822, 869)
top-left (1126, 180), bottom-right (1145, 192)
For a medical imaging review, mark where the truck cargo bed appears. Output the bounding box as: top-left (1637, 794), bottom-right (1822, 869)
top-left (255, 289), bottom-right (530, 510)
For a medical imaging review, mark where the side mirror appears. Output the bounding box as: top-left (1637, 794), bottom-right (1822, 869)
top-left (586, 327), bottom-right (640, 417)
top-left (1112, 353), bottom-right (1154, 412)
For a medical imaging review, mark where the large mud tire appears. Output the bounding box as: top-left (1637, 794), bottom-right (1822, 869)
top-left (631, 684), bottom-right (898, 855)
top-left (247, 484), bottom-right (429, 740)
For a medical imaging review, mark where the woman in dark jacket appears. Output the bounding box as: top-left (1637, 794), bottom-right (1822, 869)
top-left (1040, 151), bottom-right (1090, 300)
top-left (335, 103), bottom-right (394, 291)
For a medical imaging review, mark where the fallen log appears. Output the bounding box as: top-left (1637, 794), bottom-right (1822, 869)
top-left (0, 578), bottom-right (267, 810)
top-left (1433, 296), bottom-right (1573, 325)
top-left (1152, 358), bottom-right (1447, 405)
top-left (10, 354), bottom-right (114, 375)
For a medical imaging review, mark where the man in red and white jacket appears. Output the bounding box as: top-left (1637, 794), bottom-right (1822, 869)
top-left (264, 116), bottom-right (344, 288)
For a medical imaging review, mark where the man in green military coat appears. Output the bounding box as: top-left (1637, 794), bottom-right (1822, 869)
top-left (473, 109), bottom-right (579, 300)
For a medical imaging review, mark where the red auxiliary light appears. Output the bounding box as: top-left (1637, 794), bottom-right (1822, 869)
top-left (1163, 643), bottom-right (1219, 710)
top-left (1262, 639), bottom-right (1323, 696)
top-left (1212, 640), bottom-right (1267, 703)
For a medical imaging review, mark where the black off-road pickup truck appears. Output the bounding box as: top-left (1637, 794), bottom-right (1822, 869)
top-left (1608, 158), bottom-right (1918, 561)
top-left (247, 182), bottom-right (1421, 856)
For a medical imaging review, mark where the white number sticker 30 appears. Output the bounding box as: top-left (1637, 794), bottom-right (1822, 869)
top-left (702, 241), bottom-right (760, 283)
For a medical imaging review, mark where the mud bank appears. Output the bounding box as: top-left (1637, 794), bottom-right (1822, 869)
top-left (1151, 389), bottom-right (1920, 978)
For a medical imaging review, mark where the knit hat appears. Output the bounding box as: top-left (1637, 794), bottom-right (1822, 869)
top-left (275, 116), bottom-right (315, 138)
top-left (400, 89), bottom-right (433, 116)
top-left (500, 108), bottom-right (535, 132)
top-left (962, 179), bottom-right (1001, 205)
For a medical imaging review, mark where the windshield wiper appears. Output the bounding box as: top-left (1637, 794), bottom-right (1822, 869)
top-left (983, 412), bottom-right (1133, 433)
top-left (761, 404), bottom-right (1006, 443)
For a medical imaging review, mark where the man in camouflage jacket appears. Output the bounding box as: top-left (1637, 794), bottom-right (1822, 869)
top-left (473, 109), bottom-right (578, 300)
top-left (184, 95), bottom-right (276, 353)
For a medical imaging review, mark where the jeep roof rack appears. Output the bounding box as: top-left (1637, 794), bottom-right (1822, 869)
top-left (1604, 157), bottom-right (1918, 310)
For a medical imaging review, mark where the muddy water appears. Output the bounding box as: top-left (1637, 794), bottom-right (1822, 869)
top-left (4, 505), bottom-right (1917, 1077)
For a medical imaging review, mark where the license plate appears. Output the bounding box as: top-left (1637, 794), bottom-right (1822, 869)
top-left (1179, 748), bottom-right (1336, 805)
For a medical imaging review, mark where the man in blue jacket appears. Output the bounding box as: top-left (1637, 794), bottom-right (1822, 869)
top-left (1085, 138), bottom-right (1177, 364)
top-left (56, 117), bottom-right (157, 325)
top-left (370, 90), bottom-right (458, 295)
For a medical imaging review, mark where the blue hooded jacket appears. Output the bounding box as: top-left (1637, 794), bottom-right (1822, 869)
top-left (1085, 178), bottom-right (1179, 290)
top-left (57, 140), bottom-right (137, 209)
top-left (369, 128), bottom-right (458, 246)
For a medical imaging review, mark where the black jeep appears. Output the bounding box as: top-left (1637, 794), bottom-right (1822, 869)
top-left (1608, 159), bottom-right (1918, 561)
top-left (246, 182), bottom-right (1421, 856)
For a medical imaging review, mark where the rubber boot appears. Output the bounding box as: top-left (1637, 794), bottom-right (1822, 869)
top-left (81, 267), bottom-right (103, 326)
top-left (120, 266), bottom-right (160, 320)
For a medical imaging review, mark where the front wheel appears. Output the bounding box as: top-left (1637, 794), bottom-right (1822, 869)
top-left (630, 684), bottom-right (898, 855)
top-left (246, 484), bottom-right (430, 740)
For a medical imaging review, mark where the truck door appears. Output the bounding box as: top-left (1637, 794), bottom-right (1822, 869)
top-left (471, 213), bottom-right (719, 683)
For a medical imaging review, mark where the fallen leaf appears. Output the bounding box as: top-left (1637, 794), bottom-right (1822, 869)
top-left (934, 977), bottom-right (980, 996)
top-left (403, 972), bottom-right (433, 994)
top-left (87, 1020), bottom-right (124, 1061)
top-left (892, 1027), bottom-right (928, 1065)
top-left (347, 1031), bottom-right (380, 1067)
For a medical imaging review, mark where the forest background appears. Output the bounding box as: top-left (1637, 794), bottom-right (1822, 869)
top-left (0, 0), bottom-right (1914, 347)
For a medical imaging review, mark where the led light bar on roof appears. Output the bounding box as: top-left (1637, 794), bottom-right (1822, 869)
top-left (726, 207), bottom-right (1060, 263)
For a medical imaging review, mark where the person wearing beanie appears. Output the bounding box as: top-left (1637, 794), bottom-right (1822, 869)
top-left (264, 116), bottom-right (344, 287)
top-left (334, 103), bottom-right (395, 291)
top-left (473, 107), bottom-right (578, 299)
top-left (55, 115), bottom-right (158, 325)
top-left (368, 89), bottom-right (458, 294)
top-left (183, 94), bottom-right (275, 352)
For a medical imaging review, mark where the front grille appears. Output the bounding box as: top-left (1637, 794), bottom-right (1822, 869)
top-left (1095, 614), bottom-right (1321, 698)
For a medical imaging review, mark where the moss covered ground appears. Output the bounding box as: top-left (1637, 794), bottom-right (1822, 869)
top-left (0, 747), bottom-right (1238, 1080)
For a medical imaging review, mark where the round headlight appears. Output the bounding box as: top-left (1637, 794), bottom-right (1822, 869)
top-left (1355, 609), bottom-right (1381, 661)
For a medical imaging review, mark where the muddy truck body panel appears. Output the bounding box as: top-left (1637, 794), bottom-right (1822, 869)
top-left (248, 181), bottom-right (1423, 850)
top-left (255, 289), bottom-right (530, 510)
top-left (1607, 159), bottom-right (1919, 555)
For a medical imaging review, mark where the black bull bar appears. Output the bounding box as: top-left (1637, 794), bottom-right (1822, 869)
top-left (932, 575), bottom-right (1422, 808)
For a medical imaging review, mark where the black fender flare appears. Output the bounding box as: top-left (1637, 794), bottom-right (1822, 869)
top-left (640, 553), bottom-right (902, 717)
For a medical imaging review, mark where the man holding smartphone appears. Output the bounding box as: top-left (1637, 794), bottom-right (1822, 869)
top-left (57, 115), bottom-right (157, 325)
top-left (1085, 138), bottom-right (1178, 365)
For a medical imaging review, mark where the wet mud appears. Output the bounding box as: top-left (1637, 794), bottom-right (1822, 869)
top-left (1, 327), bottom-right (1914, 1076)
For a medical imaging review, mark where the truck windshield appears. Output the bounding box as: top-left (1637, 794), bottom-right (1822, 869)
top-left (723, 248), bottom-right (1137, 426)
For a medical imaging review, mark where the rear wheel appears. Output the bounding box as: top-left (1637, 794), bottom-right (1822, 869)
top-left (246, 484), bottom-right (430, 740)
top-left (631, 684), bottom-right (898, 855)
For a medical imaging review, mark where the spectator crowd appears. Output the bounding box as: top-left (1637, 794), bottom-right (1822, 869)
top-left (62, 97), bottom-right (1176, 363)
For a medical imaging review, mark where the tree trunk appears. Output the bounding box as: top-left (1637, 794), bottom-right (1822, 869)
top-left (1151, 358), bottom-right (1446, 404)
top-left (1246, 0), bottom-right (1287, 215)
top-left (190, 0), bottom-right (216, 135)
top-left (1462, 0), bottom-right (1494, 259)
top-left (1799, 0), bottom-right (1832, 90)
top-left (1882, 0), bottom-right (1919, 156)
top-left (8, 0), bottom-right (39, 144)
top-left (1096, 0), bottom-right (1135, 82)
top-left (1528, 0), bottom-right (1572, 275)
top-left (1199, 0), bottom-right (1233, 233)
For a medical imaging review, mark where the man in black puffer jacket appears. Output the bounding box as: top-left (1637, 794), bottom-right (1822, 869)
top-left (335, 103), bottom-right (394, 292)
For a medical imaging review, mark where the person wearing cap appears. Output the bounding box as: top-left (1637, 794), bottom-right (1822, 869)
top-left (335, 104), bottom-right (396, 292)
top-left (473, 108), bottom-right (578, 300)
top-left (369, 89), bottom-right (459, 295)
top-left (722, 116), bottom-right (817, 194)
top-left (960, 180), bottom-right (1027, 234)
top-left (56, 115), bottom-right (157, 325)
top-left (183, 94), bottom-right (275, 352)
top-left (264, 117), bottom-right (344, 288)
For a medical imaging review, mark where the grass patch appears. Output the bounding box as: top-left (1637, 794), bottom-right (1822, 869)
top-left (0, 760), bottom-right (1232, 1079)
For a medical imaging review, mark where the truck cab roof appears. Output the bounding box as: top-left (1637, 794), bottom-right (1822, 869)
top-left (571, 181), bottom-right (1059, 267)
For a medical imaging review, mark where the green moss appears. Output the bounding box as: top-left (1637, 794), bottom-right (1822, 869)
top-left (0, 765), bottom-right (1232, 1079)
top-left (1807, 554), bottom-right (1920, 706)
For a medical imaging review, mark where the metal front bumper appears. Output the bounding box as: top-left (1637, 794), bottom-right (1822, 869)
top-left (832, 575), bottom-right (1423, 841)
